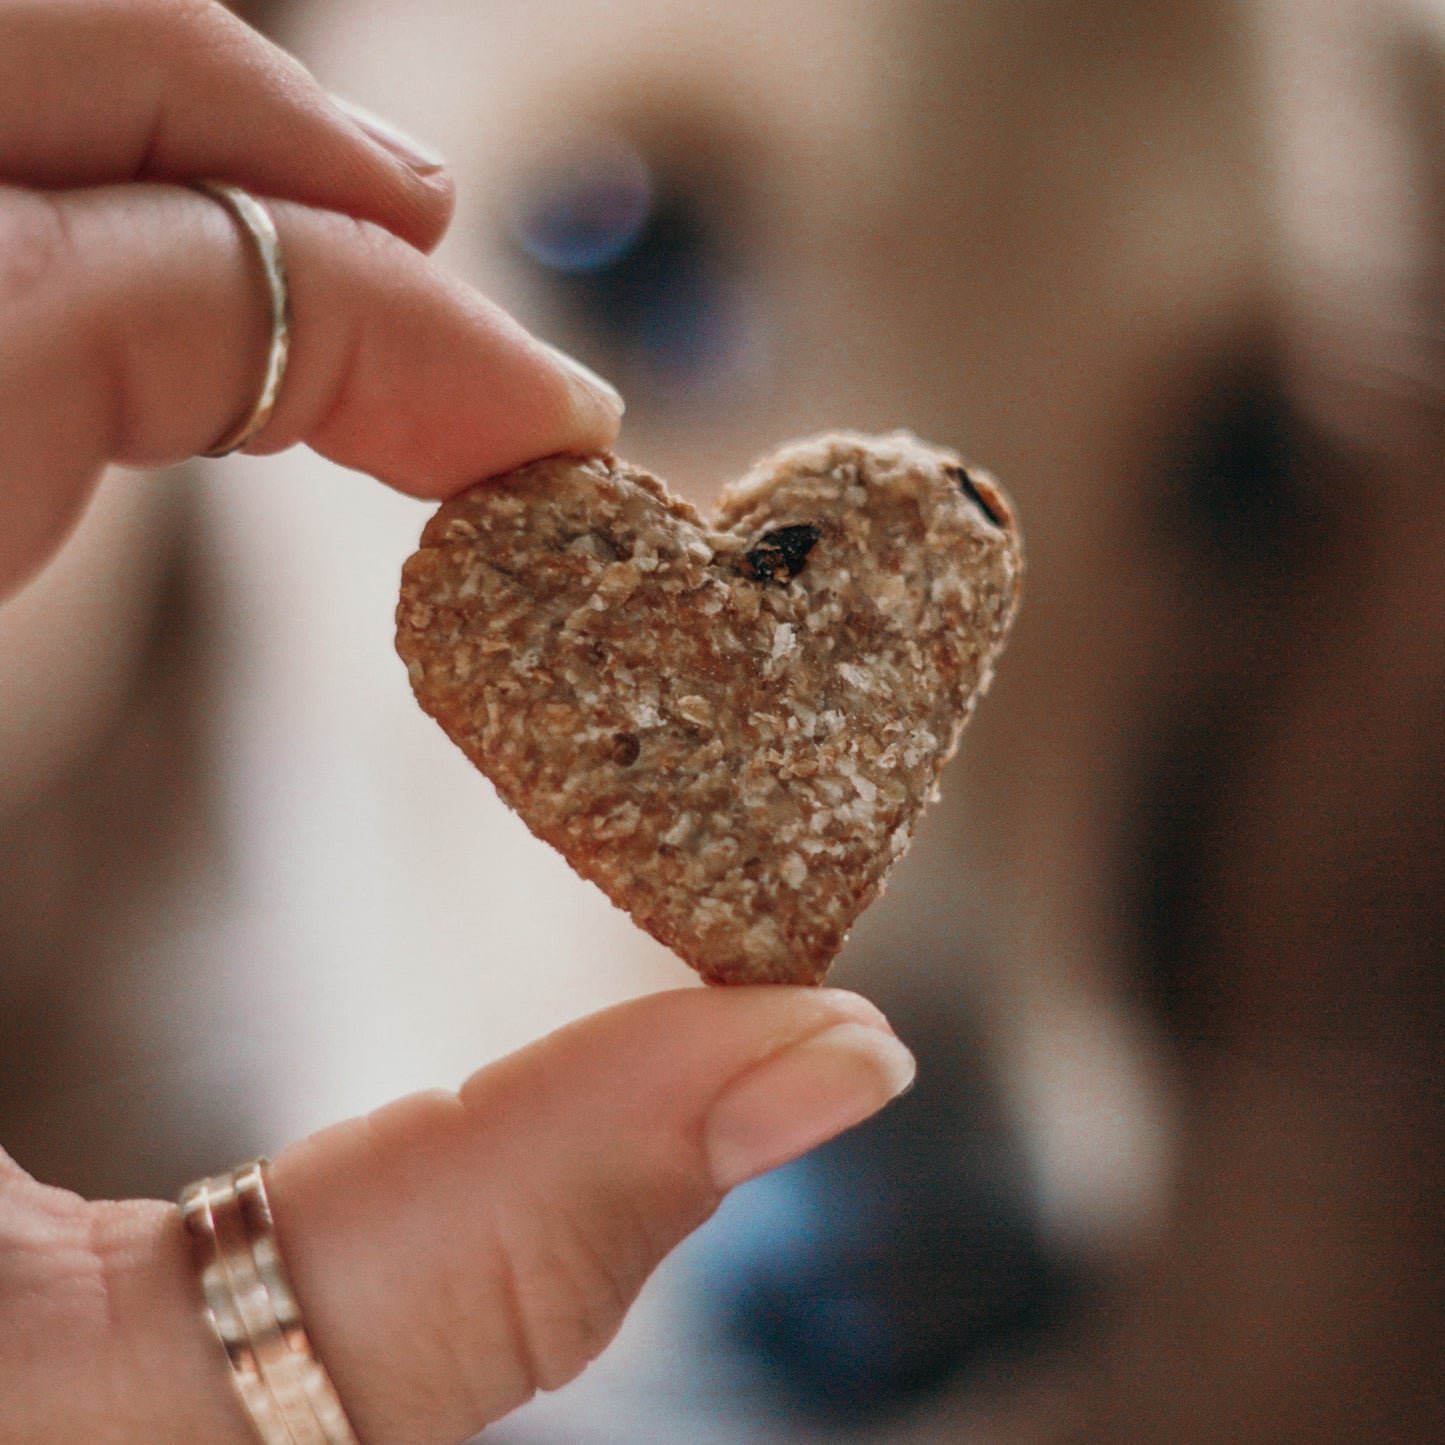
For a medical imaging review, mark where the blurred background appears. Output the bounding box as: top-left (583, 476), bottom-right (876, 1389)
top-left (1, 0), bottom-right (1441, 1440)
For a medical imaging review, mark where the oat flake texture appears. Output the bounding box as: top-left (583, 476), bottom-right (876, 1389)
top-left (395, 432), bottom-right (1022, 985)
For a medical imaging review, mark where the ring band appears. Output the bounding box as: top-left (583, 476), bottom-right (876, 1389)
top-left (191, 181), bottom-right (291, 458)
top-left (179, 1159), bottom-right (362, 1445)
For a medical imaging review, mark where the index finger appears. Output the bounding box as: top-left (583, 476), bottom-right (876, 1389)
top-left (0, 183), bottom-right (624, 596)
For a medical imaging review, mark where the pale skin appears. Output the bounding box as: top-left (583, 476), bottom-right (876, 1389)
top-left (0, 2), bottom-right (916, 1440)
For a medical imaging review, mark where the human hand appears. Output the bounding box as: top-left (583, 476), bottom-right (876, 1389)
top-left (2, 987), bottom-right (913, 1443)
top-left (0, 3), bottom-right (916, 1441)
top-left (0, 0), bottom-right (625, 598)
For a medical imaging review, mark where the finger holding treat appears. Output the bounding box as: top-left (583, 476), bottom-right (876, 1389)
top-left (0, 0), bottom-right (623, 598)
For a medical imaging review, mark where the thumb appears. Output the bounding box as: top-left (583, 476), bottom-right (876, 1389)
top-left (60, 986), bottom-right (914, 1445)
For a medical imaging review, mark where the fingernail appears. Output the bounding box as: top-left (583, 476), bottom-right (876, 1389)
top-left (539, 341), bottom-right (626, 419)
top-left (705, 1022), bottom-right (916, 1191)
top-left (332, 95), bottom-right (447, 177)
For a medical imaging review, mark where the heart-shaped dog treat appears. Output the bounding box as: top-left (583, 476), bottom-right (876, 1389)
top-left (396, 432), bottom-right (1021, 985)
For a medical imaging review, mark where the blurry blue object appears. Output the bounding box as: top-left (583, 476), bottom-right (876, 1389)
top-left (513, 137), bottom-right (752, 393)
top-left (687, 1007), bottom-right (1077, 1425)
top-left (514, 136), bottom-right (653, 273)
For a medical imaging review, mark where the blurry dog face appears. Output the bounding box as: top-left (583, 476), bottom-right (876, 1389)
top-left (286, 0), bottom-right (1281, 1233)
top-left (0, 0), bottom-right (1437, 1438)
top-left (280, 0), bottom-right (1443, 1437)
top-left (289, 0), bottom-right (1273, 1233)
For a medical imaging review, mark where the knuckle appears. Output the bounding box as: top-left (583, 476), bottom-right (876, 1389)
top-left (127, 0), bottom-right (214, 61)
top-left (154, 0), bottom-right (224, 39)
top-left (0, 188), bottom-right (74, 323)
top-left (302, 205), bottom-right (419, 293)
top-left (419, 1199), bottom-right (640, 1427)
top-left (340, 209), bottom-right (415, 269)
top-left (0, 1171), bottom-right (99, 1369)
top-left (141, 0), bottom-right (291, 91)
top-left (497, 1196), bottom-right (650, 1393)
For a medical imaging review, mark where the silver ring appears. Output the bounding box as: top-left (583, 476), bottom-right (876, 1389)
top-left (192, 181), bottom-right (292, 458)
top-left (179, 1159), bottom-right (363, 1445)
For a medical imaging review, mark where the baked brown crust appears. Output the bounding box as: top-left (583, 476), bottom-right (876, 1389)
top-left (395, 432), bottom-right (1022, 985)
